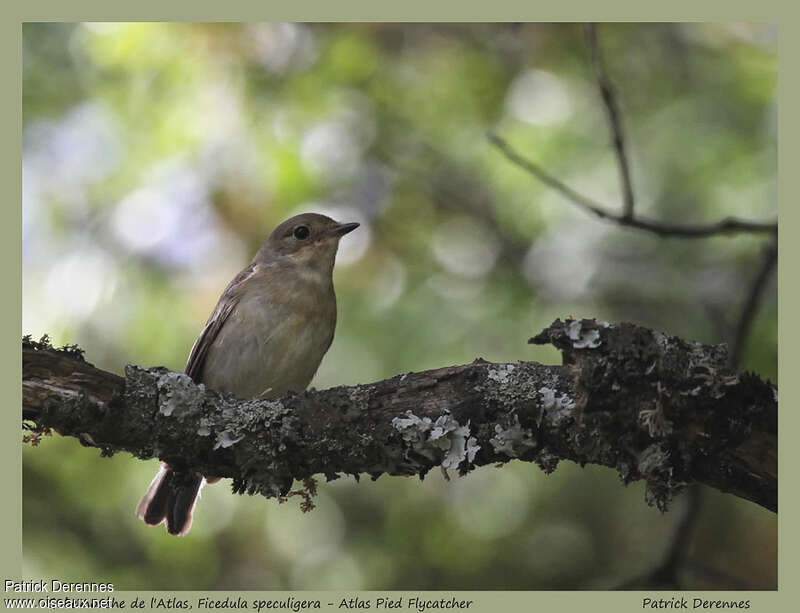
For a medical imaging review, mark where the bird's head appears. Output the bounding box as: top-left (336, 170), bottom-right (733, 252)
top-left (257, 212), bottom-right (360, 274)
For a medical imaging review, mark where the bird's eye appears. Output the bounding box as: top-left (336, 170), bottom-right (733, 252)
top-left (293, 226), bottom-right (310, 240)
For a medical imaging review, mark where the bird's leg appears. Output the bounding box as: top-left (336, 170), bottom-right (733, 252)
top-left (257, 387), bottom-right (273, 399)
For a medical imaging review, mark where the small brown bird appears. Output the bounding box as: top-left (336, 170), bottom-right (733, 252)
top-left (136, 212), bottom-right (359, 535)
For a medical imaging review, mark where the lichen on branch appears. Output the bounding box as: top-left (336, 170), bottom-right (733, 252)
top-left (22, 319), bottom-right (777, 513)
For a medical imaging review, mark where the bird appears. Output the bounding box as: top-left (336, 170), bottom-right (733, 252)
top-left (136, 212), bottom-right (359, 535)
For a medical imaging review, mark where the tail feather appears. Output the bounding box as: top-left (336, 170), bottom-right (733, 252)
top-left (137, 464), bottom-right (204, 536)
top-left (166, 474), bottom-right (203, 536)
top-left (136, 463), bottom-right (170, 524)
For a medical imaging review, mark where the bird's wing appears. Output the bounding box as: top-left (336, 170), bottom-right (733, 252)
top-left (184, 262), bottom-right (260, 383)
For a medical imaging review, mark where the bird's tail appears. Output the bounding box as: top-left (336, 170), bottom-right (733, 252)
top-left (136, 463), bottom-right (204, 536)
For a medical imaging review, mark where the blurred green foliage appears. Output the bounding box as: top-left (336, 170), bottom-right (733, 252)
top-left (22, 22), bottom-right (776, 590)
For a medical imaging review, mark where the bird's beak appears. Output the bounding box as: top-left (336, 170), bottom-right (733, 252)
top-left (334, 222), bottom-right (360, 236)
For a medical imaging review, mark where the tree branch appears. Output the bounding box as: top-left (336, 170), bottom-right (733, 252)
top-left (616, 485), bottom-right (705, 589)
top-left (487, 133), bottom-right (777, 238)
top-left (22, 319), bottom-right (777, 512)
top-left (481, 25), bottom-right (777, 587)
top-left (730, 237), bottom-right (778, 367)
top-left (584, 22), bottom-right (636, 219)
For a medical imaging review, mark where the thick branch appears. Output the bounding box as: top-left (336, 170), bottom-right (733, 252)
top-left (22, 320), bottom-right (777, 512)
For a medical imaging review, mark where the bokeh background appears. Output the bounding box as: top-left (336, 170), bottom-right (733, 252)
top-left (22, 23), bottom-right (777, 590)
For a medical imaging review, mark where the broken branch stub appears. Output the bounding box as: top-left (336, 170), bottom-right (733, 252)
top-left (530, 318), bottom-right (777, 511)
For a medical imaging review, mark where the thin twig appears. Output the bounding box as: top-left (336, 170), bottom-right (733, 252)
top-left (585, 23), bottom-right (636, 219)
top-left (730, 238), bottom-right (778, 367)
top-left (616, 485), bottom-right (703, 589)
top-left (652, 486), bottom-right (702, 587)
top-left (487, 133), bottom-right (777, 239)
top-left (616, 483), bottom-right (748, 590)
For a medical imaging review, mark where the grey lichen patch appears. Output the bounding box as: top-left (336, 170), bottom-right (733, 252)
top-left (222, 396), bottom-right (300, 500)
top-left (393, 412), bottom-right (433, 446)
top-left (157, 372), bottom-right (205, 419)
top-left (487, 363), bottom-right (516, 384)
top-left (489, 414), bottom-right (536, 458)
top-left (637, 442), bottom-right (686, 511)
top-left (221, 397), bottom-right (289, 456)
top-left (638, 406), bottom-right (673, 438)
top-left (693, 363), bottom-right (740, 400)
top-left (341, 384), bottom-right (371, 419)
top-left (214, 429), bottom-right (245, 450)
top-left (567, 319), bottom-right (601, 349)
top-left (637, 443), bottom-right (670, 476)
top-left (392, 411), bottom-right (480, 474)
top-left (638, 383), bottom-right (673, 438)
top-left (651, 330), bottom-right (670, 351)
top-left (196, 421), bottom-right (211, 437)
top-left (464, 437), bottom-right (480, 463)
top-left (539, 387), bottom-right (575, 427)
top-left (481, 363), bottom-right (552, 435)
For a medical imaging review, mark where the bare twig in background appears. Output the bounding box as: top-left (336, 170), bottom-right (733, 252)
top-left (488, 133), bottom-right (777, 239)
top-left (649, 485), bottom-right (704, 588)
top-left (616, 485), bottom-right (705, 589)
top-left (487, 20), bottom-right (776, 238)
top-left (730, 238), bottom-right (778, 368)
top-left (584, 23), bottom-right (636, 219)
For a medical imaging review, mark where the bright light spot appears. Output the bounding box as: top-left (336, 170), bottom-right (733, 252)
top-left (247, 23), bottom-right (317, 73)
top-left (432, 217), bottom-right (499, 278)
top-left (43, 246), bottom-right (118, 320)
top-left (195, 81), bottom-right (245, 143)
top-left (24, 102), bottom-right (121, 189)
top-left (112, 188), bottom-right (181, 253)
top-left (300, 99), bottom-right (375, 182)
top-left (427, 273), bottom-right (486, 302)
top-left (369, 255), bottom-right (407, 311)
top-left (23, 102), bottom-right (121, 271)
top-left (506, 69), bottom-right (573, 126)
top-left (301, 121), bottom-right (362, 178)
top-left (524, 221), bottom-right (604, 300)
top-left (111, 161), bottom-right (238, 270)
top-left (337, 224), bottom-right (370, 266)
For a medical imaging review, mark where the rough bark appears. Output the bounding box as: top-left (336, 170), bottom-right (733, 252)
top-left (22, 319), bottom-right (777, 513)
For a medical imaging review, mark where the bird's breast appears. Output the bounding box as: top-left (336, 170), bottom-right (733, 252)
top-left (201, 276), bottom-right (337, 399)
